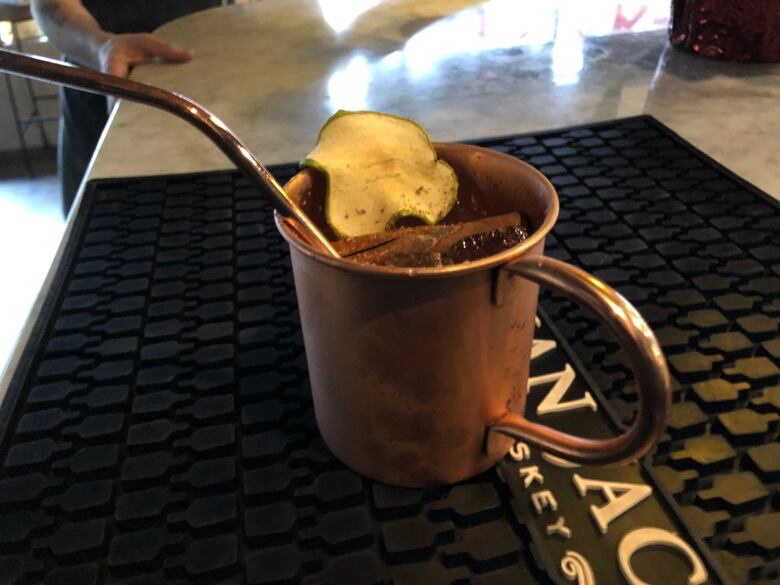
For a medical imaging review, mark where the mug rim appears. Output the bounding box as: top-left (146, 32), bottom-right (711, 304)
top-left (274, 142), bottom-right (560, 279)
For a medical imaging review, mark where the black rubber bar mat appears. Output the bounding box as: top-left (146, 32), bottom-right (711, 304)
top-left (0, 115), bottom-right (776, 585)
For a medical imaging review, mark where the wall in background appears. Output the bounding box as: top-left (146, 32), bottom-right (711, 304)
top-left (1, 20), bottom-right (60, 154)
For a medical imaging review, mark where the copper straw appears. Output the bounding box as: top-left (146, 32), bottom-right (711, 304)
top-left (0, 48), bottom-right (339, 258)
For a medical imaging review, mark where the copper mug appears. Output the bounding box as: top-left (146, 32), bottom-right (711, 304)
top-left (275, 143), bottom-right (670, 487)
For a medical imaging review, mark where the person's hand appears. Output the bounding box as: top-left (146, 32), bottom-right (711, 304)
top-left (98, 33), bottom-right (194, 78)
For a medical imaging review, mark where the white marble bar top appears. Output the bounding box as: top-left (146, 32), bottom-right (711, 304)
top-left (88, 0), bottom-right (780, 200)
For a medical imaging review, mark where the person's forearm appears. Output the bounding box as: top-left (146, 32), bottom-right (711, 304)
top-left (31, 0), bottom-right (111, 69)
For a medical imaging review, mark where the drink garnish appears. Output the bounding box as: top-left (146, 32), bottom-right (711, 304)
top-left (302, 111), bottom-right (458, 238)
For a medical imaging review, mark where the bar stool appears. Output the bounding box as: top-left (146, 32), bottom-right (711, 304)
top-left (1, 3), bottom-right (58, 176)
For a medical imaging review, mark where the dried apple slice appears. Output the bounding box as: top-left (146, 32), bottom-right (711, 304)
top-left (302, 110), bottom-right (458, 238)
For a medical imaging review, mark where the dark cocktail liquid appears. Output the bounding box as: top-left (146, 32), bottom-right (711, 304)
top-left (441, 223), bottom-right (528, 265)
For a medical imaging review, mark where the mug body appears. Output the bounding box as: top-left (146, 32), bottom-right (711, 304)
top-left (277, 143), bottom-right (558, 486)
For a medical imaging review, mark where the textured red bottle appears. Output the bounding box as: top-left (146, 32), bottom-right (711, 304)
top-left (670, 0), bottom-right (780, 62)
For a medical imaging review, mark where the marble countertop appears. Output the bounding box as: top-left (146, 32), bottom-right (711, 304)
top-left (88, 0), bottom-right (780, 199)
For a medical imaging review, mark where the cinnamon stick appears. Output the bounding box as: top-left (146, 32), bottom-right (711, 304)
top-left (334, 212), bottom-right (524, 266)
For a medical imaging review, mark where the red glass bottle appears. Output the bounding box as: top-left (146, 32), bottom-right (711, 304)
top-left (670, 0), bottom-right (780, 62)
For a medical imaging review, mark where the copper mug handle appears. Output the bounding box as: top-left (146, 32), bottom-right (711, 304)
top-left (488, 256), bottom-right (671, 465)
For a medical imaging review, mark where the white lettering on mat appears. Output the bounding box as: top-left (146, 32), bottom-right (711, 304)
top-left (529, 364), bottom-right (598, 415)
top-left (546, 516), bottom-right (572, 539)
top-left (618, 527), bottom-right (708, 585)
top-left (531, 490), bottom-right (558, 514)
top-left (518, 465), bottom-right (544, 488)
top-left (560, 550), bottom-right (596, 585)
top-left (572, 474), bottom-right (653, 535)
